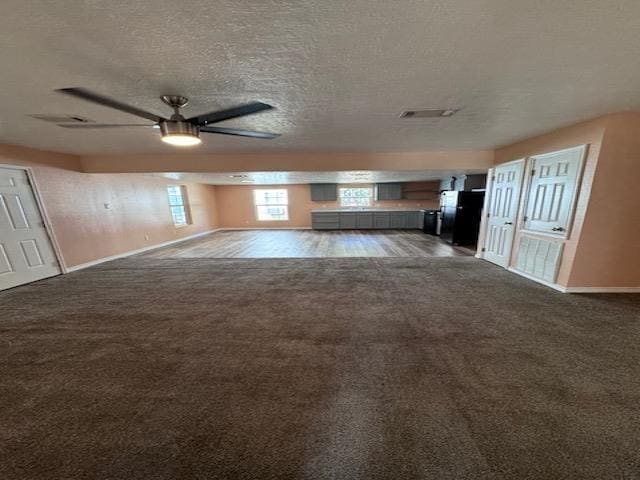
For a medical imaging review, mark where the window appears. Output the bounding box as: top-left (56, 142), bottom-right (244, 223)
top-left (339, 187), bottom-right (373, 207)
top-left (254, 189), bottom-right (289, 221)
top-left (167, 185), bottom-right (191, 227)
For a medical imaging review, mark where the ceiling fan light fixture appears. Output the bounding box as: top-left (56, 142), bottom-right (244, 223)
top-left (160, 121), bottom-right (201, 147)
top-left (55, 88), bottom-right (278, 143)
top-left (161, 133), bottom-right (201, 146)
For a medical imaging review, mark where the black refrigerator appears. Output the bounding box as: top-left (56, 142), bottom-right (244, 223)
top-left (439, 191), bottom-right (485, 246)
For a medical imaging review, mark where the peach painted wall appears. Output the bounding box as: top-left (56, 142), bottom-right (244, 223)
top-left (494, 116), bottom-right (607, 287)
top-left (215, 182), bottom-right (441, 228)
top-left (80, 151), bottom-right (494, 174)
top-left (566, 112), bottom-right (640, 287)
top-left (0, 144), bottom-right (219, 268)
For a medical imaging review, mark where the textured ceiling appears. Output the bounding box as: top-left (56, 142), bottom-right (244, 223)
top-left (1, 1), bottom-right (640, 155)
top-left (151, 170), bottom-right (487, 185)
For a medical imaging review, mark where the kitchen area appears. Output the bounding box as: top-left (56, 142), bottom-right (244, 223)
top-left (142, 173), bottom-right (489, 259)
top-left (309, 174), bottom-right (487, 248)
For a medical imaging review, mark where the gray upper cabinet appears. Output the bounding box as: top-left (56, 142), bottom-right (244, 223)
top-left (376, 183), bottom-right (403, 201)
top-left (310, 184), bottom-right (324, 201)
top-left (441, 175), bottom-right (487, 192)
top-left (462, 174), bottom-right (487, 191)
top-left (310, 183), bottom-right (338, 201)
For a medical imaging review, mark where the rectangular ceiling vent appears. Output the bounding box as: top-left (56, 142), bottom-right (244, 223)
top-left (400, 109), bottom-right (457, 118)
top-left (29, 114), bottom-right (93, 123)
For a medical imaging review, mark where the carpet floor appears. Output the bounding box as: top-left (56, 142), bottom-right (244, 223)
top-left (1, 257), bottom-right (639, 479)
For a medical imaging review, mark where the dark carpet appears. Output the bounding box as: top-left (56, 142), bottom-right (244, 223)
top-left (1, 257), bottom-right (639, 479)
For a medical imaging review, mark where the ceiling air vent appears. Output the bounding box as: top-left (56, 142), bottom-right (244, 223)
top-left (29, 114), bottom-right (93, 123)
top-left (400, 109), bottom-right (457, 118)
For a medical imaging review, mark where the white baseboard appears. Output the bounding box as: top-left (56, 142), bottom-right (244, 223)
top-left (562, 286), bottom-right (640, 293)
top-left (218, 227), bottom-right (312, 230)
top-left (65, 229), bottom-right (221, 272)
top-left (506, 267), bottom-right (640, 293)
top-left (506, 267), bottom-right (566, 292)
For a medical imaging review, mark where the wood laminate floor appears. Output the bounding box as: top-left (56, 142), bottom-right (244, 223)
top-left (141, 229), bottom-right (475, 259)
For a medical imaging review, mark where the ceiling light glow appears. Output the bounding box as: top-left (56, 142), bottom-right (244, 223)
top-left (161, 134), bottom-right (202, 146)
top-left (159, 121), bottom-right (201, 147)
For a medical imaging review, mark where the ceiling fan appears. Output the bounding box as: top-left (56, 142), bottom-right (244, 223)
top-left (55, 87), bottom-right (279, 146)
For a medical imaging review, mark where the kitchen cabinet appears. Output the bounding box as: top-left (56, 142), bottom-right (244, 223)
top-left (373, 212), bottom-right (390, 229)
top-left (440, 175), bottom-right (487, 192)
top-left (339, 213), bottom-right (357, 229)
top-left (310, 183), bottom-right (337, 201)
top-left (311, 212), bottom-right (340, 229)
top-left (311, 210), bottom-right (423, 230)
top-left (356, 212), bottom-right (374, 229)
top-left (390, 212), bottom-right (407, 228)
top-left (406, 211), bottom-right (421, 229)
top-left (376, 183), bottom-right (403, 200)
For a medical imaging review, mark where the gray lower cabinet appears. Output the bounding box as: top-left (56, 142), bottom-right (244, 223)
top-left (406, 211), bottom-right (421, 229)
top-left (373, 212), bottom-right (390, 229)
top-left (312, 210), bottom-right (422, 230)
top-left (311, 212), bottom-right (340, 229)
top-left (339, 212), bottom-right (357, 229)
top-left (356, 212), bottom-right (374, 229)
top-left (389, 212), bottom-right (407, 228)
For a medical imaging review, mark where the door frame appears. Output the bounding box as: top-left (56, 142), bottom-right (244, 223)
top-left (475, 167), bottom-right (493, 258)
top-left (0, 163), bottom-right (67, 273)
top-left (518, 144), bottom-right (588, 240)
top-left (477, 158), bottom-right (525, 267)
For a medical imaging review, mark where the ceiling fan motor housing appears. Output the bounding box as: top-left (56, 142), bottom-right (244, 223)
top-left (159, 120), bottom-right (200, 137)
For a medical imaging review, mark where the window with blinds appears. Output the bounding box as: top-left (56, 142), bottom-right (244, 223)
top-left (167, 185), bottom-right (191, 227)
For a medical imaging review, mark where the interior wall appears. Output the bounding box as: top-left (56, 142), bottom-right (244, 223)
top-left (494, 116), bottom-right (608, 287)
top-left (0, 144), bottom-right (219, 268)
top-left (566, 112), bottom-right (640, 287)
top-left (215, 182), bottom-right (440, 229)
top-left (80, 151), bottom-right (494, 174)
top-left (8, 110), bottom-right (639, 288)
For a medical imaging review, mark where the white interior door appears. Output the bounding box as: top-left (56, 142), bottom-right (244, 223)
top-left (0, 167), bottom-right (61, 290)
top-left (523, 145), bottom-right (585, 236)
top-left (484, 159), bottom-right (525, 267)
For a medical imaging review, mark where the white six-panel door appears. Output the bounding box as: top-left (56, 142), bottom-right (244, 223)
top-left (0, 167), bottom-right (61, 290)
top-left (483, 159), bottom-right (525, 267)
top-left (523, 145), bottom-right (585, 236)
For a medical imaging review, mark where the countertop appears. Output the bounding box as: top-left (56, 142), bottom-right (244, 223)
top-left (311, 208), bottom-right (432, 213)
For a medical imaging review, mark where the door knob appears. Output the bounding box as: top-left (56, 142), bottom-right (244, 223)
top-left (504, 221), bottom-right (513, 225)
top-left (551, 226), bottom-right (565, 232)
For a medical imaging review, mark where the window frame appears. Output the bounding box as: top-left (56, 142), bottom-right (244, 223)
top-left (253, 188), bottom-right (290, 222)
top-left (339, 186), bottom-right (374, 207)
top-left (167, 184), bottom-right (192, 227)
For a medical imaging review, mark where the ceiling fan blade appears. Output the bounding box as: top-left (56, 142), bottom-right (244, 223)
top-left (56, 88), bottom-right (165, 123)
top-left (189, 102), bottom-right (273, 126)
top-left (200, 126), bottom-right (280, 139)
top-left (57, 123), bottom-right (157, 128)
